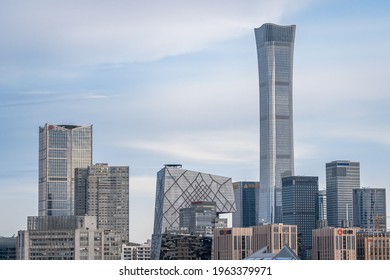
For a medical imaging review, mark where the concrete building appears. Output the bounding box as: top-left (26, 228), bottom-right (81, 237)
top-left (282, 176), bottom-right (318, 260)
top-left (312, 227), bottom-right (359, 260)
top-left (213, 224), bottom-right (298, 260)
top-left (255, 23), bottom-right (296, 224)
top-left (232, 181), bottom-right (259, 227)
top-left (75, 163), bottom-right (129, 243)
top-left (122, 240), bottom-right (151, 260)
top-left (326, 160), bottom-right (360, 227)
top-left (151, 164), bottom-right (236, 259)
top-left (213, 227), bottom-right (254, 260)
top-left (17, 216), bottom-right (105, 260)
top-left (252, 224), bottom-right (298, 255)
top-left (39, 124), bottom-right (92, 216)
top-left (353, 188), bottom-right (387, 231)
top-left (357, 231), bottom-right (390, 260)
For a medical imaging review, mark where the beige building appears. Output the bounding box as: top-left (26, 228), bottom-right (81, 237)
top-left (122, 240), bottom-right (151, 260)
top-left (252, 224), bottom-right (298, 255)
top-left (312, 227), bottom-right (359, 260)
top-left (357, 231), bottom-right (390, 260)
top-left (213, 224), bottom-right (298, 260)
top-left (213, 227), bottom-right (253, 260)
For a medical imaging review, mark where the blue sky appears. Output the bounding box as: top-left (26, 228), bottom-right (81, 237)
top-left (1, 0), bottom-right (390, 243)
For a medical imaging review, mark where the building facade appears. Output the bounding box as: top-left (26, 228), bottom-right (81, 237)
top-left (122, 241), bottom-right (151, 260)
top-left (252, 224), bottom-right (298, 255)
top-left (213, 227), bottom-right (253, 260)
top-left (357, 231), bottom-right (390, 260)
top-left (281, 176), bottom-right (318, 260)
top-left (179, 201), bottom-right (217, 236)
top-left (232, 181), bottom-right (259, 227)
top-left (318, 189), bottom-right (328, 228)
top-left (17, 216), bottom-right (105, 260)
top-left (326, 160), bottom-right (360, 227)
top-left (151, 164), bottom-right (236, 259)
top-left (0, 236), bottom-right (16, 260)
top-left (39, 124), bottom-right (92, 216)
top-left (255, 23), bottom-right (296, 224)
top-left (75, 163), bottom-right (129, 243)
top-left (312, 227), bottom-right (359, 260)
top-left (353, 188), bottom-right (387, 231)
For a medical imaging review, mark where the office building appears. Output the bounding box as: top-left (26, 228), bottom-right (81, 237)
top-left (122, 240), bottom-right (151, 260)
top-left (318, 189), bottom-right (328, 228)
top-left (75, 163), bottom-right (129, 243)
top-left (39, 124), bottom-right (92, 216)
top-left (252, 224), bottom-right (298, 255)
top-left (281, 176), bottom-right (318, 260)
top-left (255, 23), bottom-right (296, 224)
top-left (232, 181), bottom-right (259, 227)
top-left (353, 188), bottom-right (387, 231)
top-left (326, 160), bottom-right (360, 227)
top-left (312, 227), bottom-right (359, 260)
top-left (179, 201), bottom-right (217, 236)
top-left (213, 227), bottom-right (254, 260)
top-left (151, 164), bottom-right (236, 259)
top-left (0, 236), bottom-right (16, 260)
top-left (159, 232), bottom-right (212, 260)
top-left (17, 216), bottom-right (105, 260)
top-left (357, 231), bottom-right (390, 260)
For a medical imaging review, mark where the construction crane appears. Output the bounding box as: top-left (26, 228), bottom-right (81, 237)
top-left (367, 213), bottom-right (390, 231)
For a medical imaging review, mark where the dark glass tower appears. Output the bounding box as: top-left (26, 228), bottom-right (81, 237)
top-left (255, 23), bottom-right (296, 224)
top-left (282, 176), bottom-right (319, 260)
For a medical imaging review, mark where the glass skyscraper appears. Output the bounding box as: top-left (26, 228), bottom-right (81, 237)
top-left (353, 187), bottom-right (386, 230)
top-left (39, 124), bottom-right (92, 216)
top-left (232, 181), bottom-right (259, 227)
top-left (255, 23), bottom-right (296, 224)
top-left (326, 160), bottom-right (360, 227)
top-left (282, 176), bottom-right (319, 260)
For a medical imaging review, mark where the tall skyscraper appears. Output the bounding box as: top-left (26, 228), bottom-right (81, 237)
top-left (75, 163), bottom-right (129, 243)
top-left (39, 124), bottom-right (92, 216)
top-left (151, 164), bottom-right (236, 259)
top-left (255, 23), bottom-right (296, 224)
top-left (232, 181), bottom-right (259, 227)
top-left (282, 176), bottom-right (319, 260)
top-left (353, 187), bottom-right (387, 230)
top-left (326, 160), bottom-right (360, 227)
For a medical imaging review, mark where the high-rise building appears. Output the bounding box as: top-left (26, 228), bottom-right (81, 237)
top-left (39, 124), bottom-right (92, 216)
top-left (326, 160), bottom-right (360, 227)
top-left (151, 164), bottom-right (236, 259)
top-left (232, 181), bottom-right (259, 227)
top-left (75, 163), bottom-right (129, 243)
top-left (353, 188), bottom-right (387, 230)
top-left (318, 189), bottom-right (328, 228)
top-left (281, 176), bottom-right (318, 260)
top-left (254, 23), bottom-right (296, 224)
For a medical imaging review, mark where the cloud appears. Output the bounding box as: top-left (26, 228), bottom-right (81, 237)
top-left (0, 0), bottom-right (313, 65)
top-left (122, 130), bottom-right (258, 164)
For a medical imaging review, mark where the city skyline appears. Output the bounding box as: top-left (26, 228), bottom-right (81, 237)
top-left (1, 1), bottom-right (390, 244)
